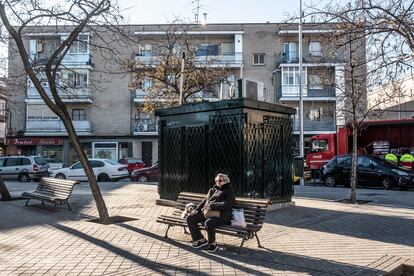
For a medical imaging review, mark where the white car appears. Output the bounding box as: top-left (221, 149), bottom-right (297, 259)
top-left (51, 159), bottom-right (129, 182)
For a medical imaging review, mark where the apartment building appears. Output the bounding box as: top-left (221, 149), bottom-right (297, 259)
top-left (7, 23), bottom-right (348, 166)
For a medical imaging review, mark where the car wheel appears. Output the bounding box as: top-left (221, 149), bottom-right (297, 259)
top-left (55, 173), bottom-right (66, 179)
top-left (137, 174), bottom-right (149, 182)
top-left (381, 177), bottom-right (393, 190)
top-left (18, 173), bottom-right (30, 182)
top-left (97, 173), bottom-right (110, 182)
top-left (324, 175), bottom-right (336, 187)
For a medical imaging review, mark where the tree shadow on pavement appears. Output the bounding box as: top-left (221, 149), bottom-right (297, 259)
top-left (51, 223), bottom-right (209, 276)
top-left (116, 223), bottom-right (383, 275)
top-left (264, 205), bottom-right (414, 247)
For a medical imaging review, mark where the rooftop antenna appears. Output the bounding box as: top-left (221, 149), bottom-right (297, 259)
top-left (192, 0), bottom-right (201, 24)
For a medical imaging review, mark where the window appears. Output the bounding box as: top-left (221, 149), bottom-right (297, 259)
top-left (90, 160), bottom-right (105, 168)
top-left (282, 67), bottom-right (306, 85)
top-left (309, 42), bottom-right (322, 56)
top-left (138, 44), bottom-right (152, 56)
top-left (309, 108), bottom-right (322, 121)
top-left (196, 44), bottom-right (219, 56)
top-left (72, 109), bottom-right (85, 121)
top-left (253, 53), bottom-right (265, 65)
top-left (67, 72), bottom-right (88, 87)
top-left (336, 156), bottom-right (351, 166)
top-left (311, 139), bottom-right (328, 152)
top-left (69, 35), bottom-right (88, 54)
top-left (357, 157), bottom-right (377, 168)
top-left (284, 42), bottom-right (298, 62)
top-left (34, 157), bottom-right (47, 165)
top-left (5, 158), bottom-right (19, 166)
top-left (0, 158), bottom-right (4, 167)
top-left (20, 158), bottom-right (31, 165)
top-left (309, 75), bottom-right (323, 90)
top-left (71, 162), bottom-right (83, 169)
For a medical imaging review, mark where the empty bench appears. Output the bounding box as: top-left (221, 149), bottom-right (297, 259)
top-left (157, 192), bottom-right (270, 248)
top-left (22, 177), bottom-right (79, 210)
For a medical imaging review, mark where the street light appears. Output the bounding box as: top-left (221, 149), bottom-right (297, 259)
top-left (299, 0), bottom-right (305, 186)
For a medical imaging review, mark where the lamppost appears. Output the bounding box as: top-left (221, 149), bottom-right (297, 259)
top-left (299, 0), bottom-right (305, 186)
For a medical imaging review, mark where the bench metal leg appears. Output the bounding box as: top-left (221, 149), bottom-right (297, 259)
top-left (254, 232), bottom-right (263, 248)
top-left (67, 202), bottom-right (72, 211)
top-left (25, 199), bottom-right (30, 206)
top-left (183, 226), bottom-right (189, 234)
top-left (164, 225), bottom-right (171, 238)
top-left (240, 237), bottom-right (246, 248)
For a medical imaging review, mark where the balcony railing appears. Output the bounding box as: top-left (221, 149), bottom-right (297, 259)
top-left (27, 86), bottom-right (92, 102)
top-left (26, 120), bottom-right (91, 134)
top-left (293, 118), bottom-right (336, 131)
top-left (135, 52), bottom-right (243, 66)
top-left (280, 86), bottom-right (336, 99)
top-left (133, 119), bottom-right (158, 135)
top-left (32, 53), bottom-right (93, 67)
top-left (277, 52), bottom-right (346, 65)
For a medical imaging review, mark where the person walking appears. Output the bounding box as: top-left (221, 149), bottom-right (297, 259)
top-left (186, 173), bottom-right (235, 252)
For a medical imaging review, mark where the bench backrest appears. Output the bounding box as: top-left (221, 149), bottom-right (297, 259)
top-left (35, 177), bottom-right (79, 199)
top-left (175, 192), bottom-right (269, 230)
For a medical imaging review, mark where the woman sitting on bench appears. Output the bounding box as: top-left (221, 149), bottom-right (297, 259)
top-left (186, 173), bottom-right (235, 252)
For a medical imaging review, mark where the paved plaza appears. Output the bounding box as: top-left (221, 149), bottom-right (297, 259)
top-left (1, 181), bottom-right (414, 275)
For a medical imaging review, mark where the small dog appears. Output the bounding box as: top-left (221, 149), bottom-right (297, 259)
top-left (181, 203), bottom-right (198, 219)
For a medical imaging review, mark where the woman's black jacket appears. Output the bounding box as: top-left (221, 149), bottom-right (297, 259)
top-left (196, 183), bottom-right (236, 222)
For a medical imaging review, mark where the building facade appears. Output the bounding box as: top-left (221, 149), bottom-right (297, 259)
top-left (7, 23), bottom-right (348, 166)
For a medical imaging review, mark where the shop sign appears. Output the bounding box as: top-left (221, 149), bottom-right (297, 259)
top-left (6, 138), bottom-right (64, 146)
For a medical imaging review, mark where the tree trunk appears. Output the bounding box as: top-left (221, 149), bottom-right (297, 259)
top-left (350, 126), bottom-right (358, 204)
top-left (0, 175), bottom-right (12, 201)
top-left (61, 116), bottom-right (110, 224)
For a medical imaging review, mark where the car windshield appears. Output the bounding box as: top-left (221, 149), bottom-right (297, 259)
top-left (311, 140), bottom-right (328, 152)
top-left (34, 157), bottom-right (47, 165)
top-left (105, 159), bottom-right (118, 166)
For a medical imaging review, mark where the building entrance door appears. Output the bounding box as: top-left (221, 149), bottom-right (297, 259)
top-left (142, 142), bottom-right (152, 167)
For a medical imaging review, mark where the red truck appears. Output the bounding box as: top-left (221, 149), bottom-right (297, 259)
top-left (306, 119), bottom-right (414, 174)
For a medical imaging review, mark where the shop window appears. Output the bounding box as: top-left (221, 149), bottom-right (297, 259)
top-left (93, 142), bottom-right (118, 161)
top-left (69, 142), bottom-right (91, 165)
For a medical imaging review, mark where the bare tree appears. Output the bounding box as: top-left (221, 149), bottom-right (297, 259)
top-left (305, 0), bottom-right (413, 203)
top-left (125, 21), bottom-right (234, 112)
top-left (0, 0), bottom-right (126, 223)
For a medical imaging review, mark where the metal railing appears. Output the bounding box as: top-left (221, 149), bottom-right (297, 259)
top-left (135, 52), bottom-right (243, 65)
top-left (277, 52), bottom-right (346, 65)
top-left (293, 118), bottom-right (336, 131)
top-left (27, 86), bottom-right (92, 101)
top-left (26, 120), bottom-right (91, 133)
top-left (133, 119), bottom-right (159, 134)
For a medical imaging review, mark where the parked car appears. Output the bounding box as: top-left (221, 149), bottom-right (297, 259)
top-left (51, 159), bottom-right (129, 182)
top-left (320, 154), bottom-right (414, 190)
top-left (118, 158), bottom-right (146, 174)
top-left (0, 156), bottom-right (49, 182)
top-left (130, 162), bottom-right (159, 182)
top-left (44, 157), bottom-right (64, 171)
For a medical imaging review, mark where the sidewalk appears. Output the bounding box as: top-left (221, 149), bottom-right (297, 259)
top-left (1, 182), bottom-right (414, 275)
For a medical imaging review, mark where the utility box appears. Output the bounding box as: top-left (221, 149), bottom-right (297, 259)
top-left (155, 98), bottom-right (296, 203)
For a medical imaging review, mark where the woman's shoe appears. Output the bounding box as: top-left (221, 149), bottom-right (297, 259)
top-left (207, 243), bottom-right (218, 252)
top-left (191, 239), bottom-right (208, 248)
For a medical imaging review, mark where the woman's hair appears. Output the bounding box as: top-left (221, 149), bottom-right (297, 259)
top-left (216, 173), bottom-right (230, 184)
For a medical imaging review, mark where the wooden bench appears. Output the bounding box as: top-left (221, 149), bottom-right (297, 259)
top-left (22, 177), bottom-right (79, 211)
top-left (157, 192), bottom-right (270, 248)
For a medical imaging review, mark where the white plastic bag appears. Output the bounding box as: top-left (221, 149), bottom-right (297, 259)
top-left (232, 209), bottom-right (247, 228)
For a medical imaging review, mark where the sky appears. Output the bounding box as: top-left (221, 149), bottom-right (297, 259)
top-left (117, 0), bottom-right (325, 24)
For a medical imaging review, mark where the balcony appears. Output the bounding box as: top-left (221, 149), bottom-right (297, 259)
top-left (25, 120), bottom-right (92, 135)
top-left (194, 52), bottom-right (243, 66)
top-left (31, 53), bottom-right (93, 68)
top-left (293, 118), bottom-right (336, 132)
top-left (133, 90), bottom-right (168, 103)
top-left (26, 86), bottom-right (92, 103)
top-left (135, 52), bottom-right (243, 67)
top-left (133, 119), bottom-right (158, 135)
top-left (280, 86), bottom-right (336, 101)
top-left (277, 52), bottom-right (346, 66)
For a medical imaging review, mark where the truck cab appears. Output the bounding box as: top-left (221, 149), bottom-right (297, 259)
top-left (306, 133), bottom-right (336, 171)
